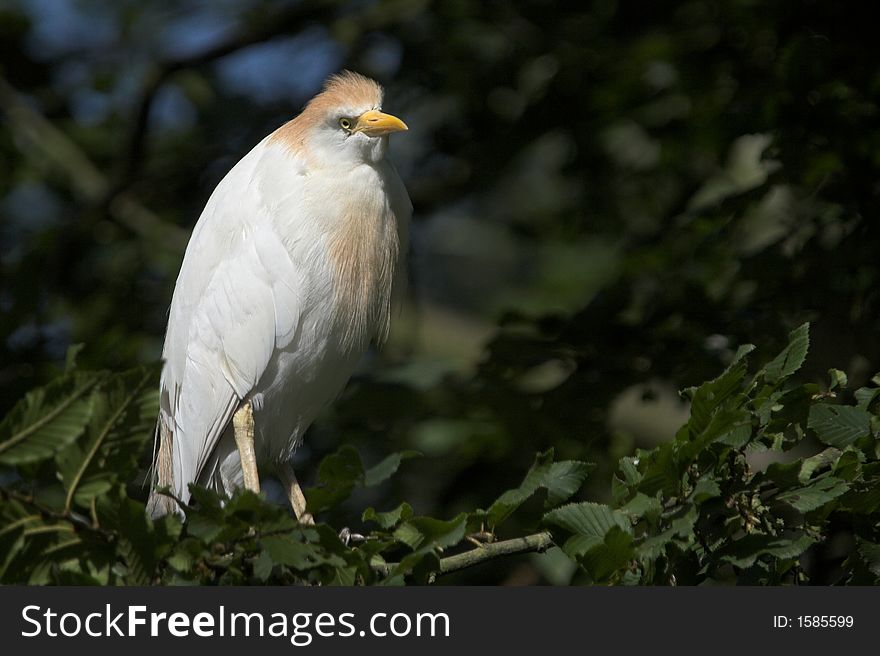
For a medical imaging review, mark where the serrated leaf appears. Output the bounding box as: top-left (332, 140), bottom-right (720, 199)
top-left (777, 474), bottom-right (849, 512)
top-left (684, 345), bottom-right (753, 437)
top-left (544, 502), bottom-right (632, 538)
top-left (808, 404), bottom-right (871, 448)
top-left (485, 450), bottom-right (554, 526)
top-left (764, 322), bottom-right (810, 383)
top-left (56, 366), bottom-right (157, 512)
top-left (0, 372), bottom-right (103, 465)
top-left (545, 460), bottom-right (595, 507)
top-left (717, 533), bottom-right (814, 568)
top-left (618, 456), bottom-right (641, 487)
top-left (486, 450), bottom-right (593, 527)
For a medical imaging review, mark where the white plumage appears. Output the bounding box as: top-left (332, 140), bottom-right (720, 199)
top-left (148, 72), bottom-right (410, 517)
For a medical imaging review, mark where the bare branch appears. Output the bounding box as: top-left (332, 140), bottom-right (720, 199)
top-left (375, 531), bottom-right (555, 580)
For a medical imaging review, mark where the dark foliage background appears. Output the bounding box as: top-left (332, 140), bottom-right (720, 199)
top-left (1, 0), bottom-right (879, 585)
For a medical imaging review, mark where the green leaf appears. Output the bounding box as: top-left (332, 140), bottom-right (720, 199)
top-left (545, 460), bottom-right (595, 507)
top-left (854, 384), bottom-right (880, 412)
top-left (764, 322), bottom-right (810, 383)
top-left (619, 493), bottom-right (662, 522)
top-left (828, 368), bottom-right (848, 390)
top-left (485, 450), bottom-right (553, 526)
top-left (691, 475), bottom-right (721, 503)
top-left (777, 474), bottom-right (849, 512)
top-left (56, 366), bottom-right (157, 511)
top-left (485, 450), bottom-right (593, 527)
top-left (305, 445), bottom-right (364, 514)
top-left (766, 447), bottom-right (843, 487)
top-left (637, 505), bottom-right (698, 560)
top-left (96, 490), bottom-right (169, 585)
top-left (855, 539), bottom-right (880, 577)
top-left (683, 345), bottom-right (753, 437)
top-left (635, 442), bottom-right (679, 497)
top-left (252, 551), bottom-right (274, 581)
top-left (717, 533), bottom-right (814, 569)
top-left (362, 451), bottom-right (420, 487)
top-left (808, 404), bottom-right (872, 448)
top-left (0, 500), bottom-right (31, 580)
top-left (544, 502), bottom-right (632, 538)
top-left (799, 448), bottom-right (843, 483)
top-left (0, 372), bottom-right (103, 466)
top-left (716, 422), bottom-right (752, 448)
top-left (392, 522), bottom-right (424, 550)
top-left (362, 502), bottom-right (413, 529)
top-left (678, 404), bottom-right (750, 463)
top-left (832, 447), bottom-right (863, 482)
top-left (578, 526), bottom-right (634, 582)
top-left (394, 514), bottom-right (467, 551)
top-left (261, 533), bottom-right (346, 570)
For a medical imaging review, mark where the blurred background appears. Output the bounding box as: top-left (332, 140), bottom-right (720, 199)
top-left (1, 0), bottom-right (878, 584)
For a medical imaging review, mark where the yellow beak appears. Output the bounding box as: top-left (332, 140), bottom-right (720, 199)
top-left (355, 110), bottom-right (408, 137)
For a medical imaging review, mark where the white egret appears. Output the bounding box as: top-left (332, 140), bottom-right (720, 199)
top-left (147, 71), bottom-right (410, 522)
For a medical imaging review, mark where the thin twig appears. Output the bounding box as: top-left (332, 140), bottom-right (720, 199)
top-left (374, 531), bottom-right (555, 579)
top-left (0, 488), bottom-right (113, 539)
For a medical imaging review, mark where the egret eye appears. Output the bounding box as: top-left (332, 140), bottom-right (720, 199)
top-left (339, 117), bottom-right (352, 130)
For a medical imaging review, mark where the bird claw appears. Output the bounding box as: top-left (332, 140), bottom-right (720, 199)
top-left (338, 527), bottom-right (366, 546)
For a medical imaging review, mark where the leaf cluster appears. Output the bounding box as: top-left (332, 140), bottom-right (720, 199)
top-left (544, 324), bottom-right (880, 584)
top-left (2, 324), bottom-right (880, 585)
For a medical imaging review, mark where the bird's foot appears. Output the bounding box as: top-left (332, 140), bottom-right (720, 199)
top-left (338, 527), bottom-right (367, 546)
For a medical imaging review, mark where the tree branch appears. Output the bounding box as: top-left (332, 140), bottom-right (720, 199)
top-left (0, 75), bottom-right (187, 252)
top-left (375, 531), bottom-right (555, 580)
top-left (117, 0), bottom-right (339, 191)
top-left (439, 531), bottom-right (555, 576)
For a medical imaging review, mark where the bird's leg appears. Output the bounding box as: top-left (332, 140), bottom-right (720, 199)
top-left (278, 462), bottom-right (366, 543)
top-left (277, 461), bottom-right (314, 525)
top-left (233, 401), bottom-right (260, 494)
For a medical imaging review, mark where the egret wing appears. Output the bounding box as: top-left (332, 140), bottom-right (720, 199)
top-left (152, 141), bottom-right (304, 509)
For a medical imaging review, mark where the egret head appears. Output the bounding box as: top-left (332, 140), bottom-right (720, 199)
top-left (288, 71), bottom-right (408, 166)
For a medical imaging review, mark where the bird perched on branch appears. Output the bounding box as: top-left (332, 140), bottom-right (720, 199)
top-left (147, 71), bottom-right (410, 521)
